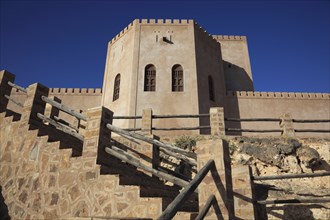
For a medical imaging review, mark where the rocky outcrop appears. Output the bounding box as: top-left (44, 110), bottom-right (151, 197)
top-left (229, 137), bottom-right (330, 220)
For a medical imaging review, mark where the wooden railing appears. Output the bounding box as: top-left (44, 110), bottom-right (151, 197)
top-left (4, 81), bottom-right (26, 107)
top-left (158, 159), bottom-right (216, 220)
top-left (252, 171), bottom-right (330, 205)
top-left (113, 113), bottom-right (211, 131)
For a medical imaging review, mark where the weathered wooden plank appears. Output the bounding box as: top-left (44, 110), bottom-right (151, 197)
top-left (295, 129), bottom-right (330, 133)
top-left (106, 123), bottom-right (196, 159)
top-left (226, 128), bottom-right (282, 133)
top-left (253, 171), bottom-right (330, 181)
top-left (7, 81), bottom-right (27, 93)
top-left (152, 126), bottom-right (210, 131)
top-left (293, 119), bottom-right (330, 123)
top-left (53, 116), bottom-right (79, 132)
top-left (158, 160), bottom-right (215, 220)
top-left (113, 115), bottom-right (142, 119)
top-left (41, 96), bottom-right (87, 121)
top-left (105, 146), bottom-right (189, 187)
top-left (257, 198), bottom-right (330, 205)
top-left (37, 113), bottom-right (84, 141)
top-left (195, 195), bottom-right (216, 220)
top-left (225, 118), bottom-right (280, 122)
top-left (153, 114), bottom-right (210, 119)
top-left (4, 94), bottom-right (23, 107)
top-left (159, 148), bottom-right (197, 167)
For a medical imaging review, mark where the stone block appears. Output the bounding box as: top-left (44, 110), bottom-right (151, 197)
top-left (209, 107), bottom-right (225, 136)
top-left (141, 108), bottom-right (152, 135)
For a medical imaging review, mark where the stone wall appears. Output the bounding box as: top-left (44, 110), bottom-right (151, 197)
top-left (225, 91), bottom-right (330, 138)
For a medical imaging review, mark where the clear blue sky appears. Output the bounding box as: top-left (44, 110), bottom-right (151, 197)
top-left (0, 0), bottom-right (329, 93)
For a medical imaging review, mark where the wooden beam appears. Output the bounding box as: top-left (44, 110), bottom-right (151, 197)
top-left (295, 129), bottom-right (330, 133)
top-left (225, 118), bottom-right (280, 122)
top-left (37, 113), bottom-right (84, 141)
top-left (159, 148), bottom-right (197, 167)
top-left (41, 96), bottom-right (87, 121)
top-left (226, 128), bottom-right (282, 133)
top-left (293, 119), bottom-right (330, 123)
top-left (113, 115), bottom-right (142, 119)
top-left (153, 114), bottom-right (210, 119)
top-left (257, 197), bottom-right (330, 205)
top-left (106, 123), bottom-right (196, 159)
top-left (253, 171), bottom-right (330, 181)
top-left (152, 126), bottom-right (210, 131)
top-left (158, 160), bottom-right (215, 220)
top-left (195, 195), bottom-right (216, 220)
top-left (105, 146), bottom-right (189, 187)
top-left (53, 116), bottom-right (79, 132)
top-left (4, 94), bottom-right (23, 107)
top-left (7, 81), bottom-right (27, 93)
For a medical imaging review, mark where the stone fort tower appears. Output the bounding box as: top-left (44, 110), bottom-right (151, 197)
top-left (101, 19), bottom-right (253, 131)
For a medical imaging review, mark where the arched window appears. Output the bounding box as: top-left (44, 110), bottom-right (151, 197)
top-left (144, 64), bottom-right (156, 91)
top-left (208, 75), bottom-right (215, 101)
top-left (172, 64), bottom-right (183, 92)
top-left (113, 74), bottom-right (120, 101)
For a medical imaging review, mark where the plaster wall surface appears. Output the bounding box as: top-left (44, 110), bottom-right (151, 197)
top-left (194, 24), bottom-right (226, 133)
top-left (101, 20), bottom-right (136, 130)
top-left (214, 35), bottom-right (254, 91)
top-left (135, 20), bottom-right (200, 135)
top-left (225, 91), bottom-right (330, 137)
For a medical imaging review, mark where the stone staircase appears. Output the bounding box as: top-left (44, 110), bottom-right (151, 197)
top-left (0, 112), bottom-right (198, 219)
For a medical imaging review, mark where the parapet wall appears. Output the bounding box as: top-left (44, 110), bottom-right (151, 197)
top-left (225, 91), bottom-right (330, 138)
top-left (7, 88), bottom-right (102, 124)
top-left (213, 35), bottom-right (247, 41)
top-left (109, 19), bottom-right (195, 46)
top-left (226, 91), bottom-right (329, 99)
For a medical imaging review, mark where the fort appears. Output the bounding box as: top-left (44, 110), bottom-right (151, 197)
top-left (0, 19), bottom-right (329, 219)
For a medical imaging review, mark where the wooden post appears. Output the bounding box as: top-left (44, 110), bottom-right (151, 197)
top-left (210, 107), bottom-right (225, 136)
top-left (20, 83), bottom-right (49, 129)
top-left (280, 113), bottom-right (295, 137)
top-left (141, 108), bottom-right (152, 135)
top-left (0, 70), bottom-right (16, 113)
top-left (105, 146), bottom-right (188, 187)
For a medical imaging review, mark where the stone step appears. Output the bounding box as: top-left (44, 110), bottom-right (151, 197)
top-left (162, 195), bottom-right (199, 213)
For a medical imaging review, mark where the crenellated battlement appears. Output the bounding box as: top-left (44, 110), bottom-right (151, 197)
top-left (226, 91), bottom-right (330, 99)
top-left (109, 21), bottom-right (135, 45)
top-left (213, 35), bottom-right (246, 41)
top-left (138, 18), bottom-right (193, 25)
top-left (109, 19), bottom-right (195, 45)
top-left (193, 21), bottom-right (220, 46)
top-left (11, 87), bottom-right (102, 95)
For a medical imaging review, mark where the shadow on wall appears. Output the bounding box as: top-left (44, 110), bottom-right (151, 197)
top-left (267, 205), bottom-right (323, 220)
top-left (0, 186), bottom-right (10, 220)
top-left (5, 109), bottom-right (21, 121)
top-left (223, 61), bottom-right (253, 92)
top-left (222, 61), bottom-right (254, 136)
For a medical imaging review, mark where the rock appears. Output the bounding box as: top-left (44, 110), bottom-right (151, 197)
top-left (283, 155), bottom-right (302, 173)
top-left (296, 146), bottom-right (320, 168)
top-left (234, 153), bottom-right (253, 165)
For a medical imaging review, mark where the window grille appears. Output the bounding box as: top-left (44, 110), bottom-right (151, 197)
top-left (113, 74), bottom-right (120, 101)
top-left (172, 65), bottom-right (183, 92)
top-left (144, 65), bottom-right (156, 91)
